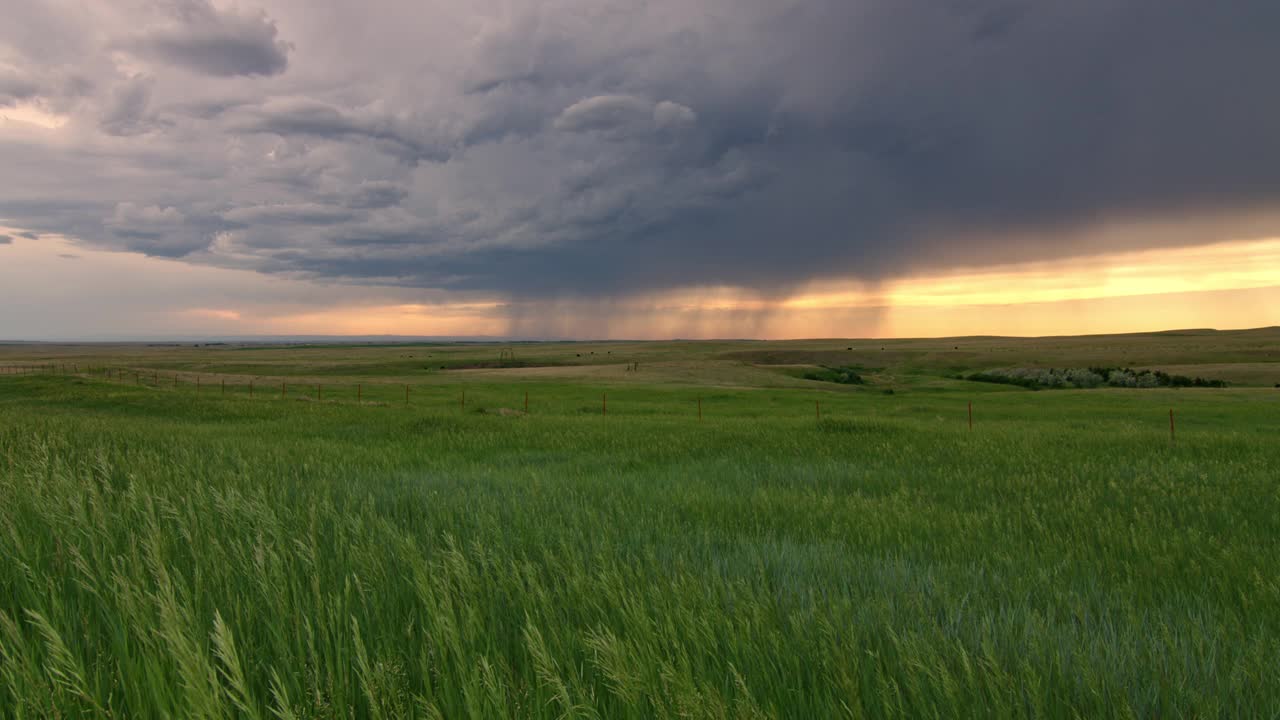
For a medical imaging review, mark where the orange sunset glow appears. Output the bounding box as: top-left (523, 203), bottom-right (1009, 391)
top-left (3, 227), bottom-right (1276, 339)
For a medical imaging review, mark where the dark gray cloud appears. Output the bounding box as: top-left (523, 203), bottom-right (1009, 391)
top-left (0, 235), bottom-right (12, 244)
top-left (0, 64), bottom-right (92, 114)
top-left (104, 202), bottom-right (209, 256)
top-left (222, 203), bottom-right (360, 226)
top-left (99, 75), bottom-right (157, 136)
top-left (0, 70), bottom-right (40, 104)
top-left (129, 0), bottom-right (290, 77)
top-left (2, 0), bottom-right (1280, 307)
top-left (341, 181), bottom-right (409, 210)
top-left (230, 98), bottom-right (452, 163)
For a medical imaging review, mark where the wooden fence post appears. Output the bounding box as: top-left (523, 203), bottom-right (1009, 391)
top-left (603, 393), bottom-right (607, 417)
top-left (968, 401), bottom-right (973, 431)
top-left (698, 396), bottom-right (702, 421)
top-left (1170, 409), bottom-right (1176, 444)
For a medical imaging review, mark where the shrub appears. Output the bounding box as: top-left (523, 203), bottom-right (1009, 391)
top-left (802, 366), bottom-right (865, 385)
top-left (1064, 368), bottom-right (1105, 388)
top-left (967, 367), bottom-right (1226, 390)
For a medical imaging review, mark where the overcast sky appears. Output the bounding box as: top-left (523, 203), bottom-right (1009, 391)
top-left (2, 1), bottom-right (1279, 338)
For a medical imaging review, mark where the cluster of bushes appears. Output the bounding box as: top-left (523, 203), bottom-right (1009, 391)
top-left (1146, 370), bottom-right (1230, 388)
top-left (803, 366), bottom-right (866, 385)
top-left (967, 367), bottom-right (1227, 390)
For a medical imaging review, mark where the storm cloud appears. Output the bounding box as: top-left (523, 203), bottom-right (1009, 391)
top-left (2, 0), bottom-right (1280, 305)
top-left (0, 70), bottom-right (40, 105)
top-left (127, 0), bottom-right (291, 77)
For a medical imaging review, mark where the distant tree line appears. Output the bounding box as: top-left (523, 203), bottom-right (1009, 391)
top-left (964, 367), bottom-right (1227, 390)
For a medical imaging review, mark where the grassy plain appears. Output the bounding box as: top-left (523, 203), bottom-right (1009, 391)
top-left (1, 328), bottom-right (1279, 718)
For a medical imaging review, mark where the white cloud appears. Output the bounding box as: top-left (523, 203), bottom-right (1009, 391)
top-left (653, 100), bottom-right (696, 131)
top-left (554, 95), bottom-right (654, 135)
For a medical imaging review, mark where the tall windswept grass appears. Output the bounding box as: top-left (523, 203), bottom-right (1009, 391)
top-left (1, 375), bottom-right (1278, 717)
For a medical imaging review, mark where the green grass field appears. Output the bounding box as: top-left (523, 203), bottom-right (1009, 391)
top-left (1, 328), bottom-right (1279, 718)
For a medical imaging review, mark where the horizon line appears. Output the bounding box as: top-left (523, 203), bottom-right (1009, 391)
top-left (2, 326), bottom-right (1277, 346)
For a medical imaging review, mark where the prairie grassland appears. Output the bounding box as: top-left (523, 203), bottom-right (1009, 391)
top-left (1, 332), bottom-right (1279, 718)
